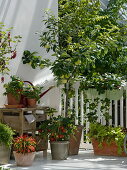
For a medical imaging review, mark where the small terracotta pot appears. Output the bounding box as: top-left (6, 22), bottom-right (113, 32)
top-left (27, 98), bottom-right (37, 108)
top-left (13, 151), bottom-right (35, 166)
top-left (7, 93), bottom-right (21, 105)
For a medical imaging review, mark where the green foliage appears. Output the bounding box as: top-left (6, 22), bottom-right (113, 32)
top-left (0, 123), bottom-right (14, 148)
top-left (0, 22), bottom-right (21, 74)
top-left (38, 115), bottom-right (77, 141)
top-left (0, 167), bottom-right (11, 170)
top-left (23, 85), bottom-right (43, 102)
top-left (22, 50), bottom-right (51, 69)
top-left (80, 73), bottom-right (126, 94)
top-left (3, 76), bottom-right (24, 99)
top-left (87, 123), bottom-right (125, 154)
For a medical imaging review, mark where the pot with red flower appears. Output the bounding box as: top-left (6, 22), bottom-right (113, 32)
top-left (38, 115), bottom-right (76, 160)
top-left (3, 76), bottom-right (24, 106)
top-left (13, 135), bottom-right (36, 166)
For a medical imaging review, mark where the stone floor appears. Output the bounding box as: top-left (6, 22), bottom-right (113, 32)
top-left (3, 149), bottom-right (127, 170)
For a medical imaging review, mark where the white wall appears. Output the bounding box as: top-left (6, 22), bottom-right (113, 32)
top-left (0, 0), bottom-right (60, 112)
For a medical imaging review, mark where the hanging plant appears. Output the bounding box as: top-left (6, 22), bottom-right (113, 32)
top-left (0, 22), bottom-right (21, 82)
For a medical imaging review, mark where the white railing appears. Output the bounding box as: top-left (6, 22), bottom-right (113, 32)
top-left (59, 84), bottom-right (127, 149)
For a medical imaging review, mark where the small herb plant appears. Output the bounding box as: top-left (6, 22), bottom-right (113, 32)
top-left (38, 115), bottom-right (76, 142)
top-left (0, 123), bottom-right (14, 148)
top-left (3, 76), bottom-right (24, 99)
top-left (87, 123), bottom-right (125, 154)
top-left (14, 135), bottom-right (36, 154)
top-left (23, 85), bottom-right (43, 103)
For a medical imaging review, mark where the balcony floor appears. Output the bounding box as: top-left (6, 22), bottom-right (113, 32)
top-left (4, 149), bottom-right (127, 170)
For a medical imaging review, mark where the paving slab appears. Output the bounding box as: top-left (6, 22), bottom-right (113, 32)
top-left (3, 150), bottom-right (127, 170)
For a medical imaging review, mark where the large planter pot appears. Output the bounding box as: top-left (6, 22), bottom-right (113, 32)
top-left (50, 141), bottom-right (69, 160)
top-left (92, 139), bottom-right (126, 156)
top-left (13, 151), bottom-right (35, 166)
top-left (106, 88), bottom-right (123, 100)
top-left (27, 98), bottom-right (37, 108)
top-left (7, 93), bottom-right (21, 105)
top-left (69, 125), bottom-right (83, 155)
top-left (0, 144), bottom-right (10, 164)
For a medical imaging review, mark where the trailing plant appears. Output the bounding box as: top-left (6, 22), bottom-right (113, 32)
top-left (0, 123), bottom-right (15, 148)
top-left (87, 123), bottom-right (125, 154)
top-left (0, 22), bottom-right (21, 81)
top-left (80, 73), bottom-right (126, 94)
top-left (3, 75), bottom-right (24, 99)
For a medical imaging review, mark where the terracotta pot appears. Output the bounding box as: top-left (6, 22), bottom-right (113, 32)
top-left (13, 151), bottom-right (35, 166)
top-left (69, 125), bottom-right (83, 155)
top-left (27, 98), bottom-right (37, 108)
top-left (7, 93), bottom-right (21, 105)
top-left (92, 139), bottom-right (127, 156)
top-left (50, 141), bottom-right (69, 160)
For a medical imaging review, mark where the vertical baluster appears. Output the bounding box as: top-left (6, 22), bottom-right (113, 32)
top-left (63, 93), bottom-right (66, 117)
top-left (97, 102), bottom-right (101, 123)
top-left (80, 91), bottom-right (84, 145)
top-left (74, 82), bottom-right (80, 125)
top-left (70, 98), bottom-right (73, 114)
top-left (86, 102), bottom-right (90, 144)
top-left (80, 91), bottom-right (84, 126)
top-left (120, 96), bottom-right (124, 127)
top-left (126, 89), bottom-right (127, 128)
top-left (114, 100), bottom-right (118, 127)
top-left (109, 100), bottom-right (112, 126)
top-left (59, 86), bottom-right (62, 115)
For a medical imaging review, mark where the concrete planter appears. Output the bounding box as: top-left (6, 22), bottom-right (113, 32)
top-left (50, 141), bottom-right (69, 160)
top-left (0, 144), bottom-right (10, 164)
top-left (13, 151), bottom-right (35, 166)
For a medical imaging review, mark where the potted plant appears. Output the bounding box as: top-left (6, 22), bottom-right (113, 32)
top-left (0, 22), bottom-right (21, 82)
top-left (87, 123), bottom-right (126, 156)
top-left (38, 115), bottom-right (76, 160)
top-left (0, 122), bottom-right (14, 164)
top-left (3, 76), bottom-right (24, 106)
top-left (22, 85), bottom-right (43, 107)
top-left (13, 135), bottom-right (36, 166)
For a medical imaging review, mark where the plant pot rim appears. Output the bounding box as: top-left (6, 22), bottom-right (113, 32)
top-left (50, 141), bottom-right (69, 144)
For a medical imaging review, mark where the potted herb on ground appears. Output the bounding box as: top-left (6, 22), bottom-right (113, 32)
top-left (13, 135), bottom-right (36, 166)
top-left (38, 115), bottom-right (76, 160)
top-left (0, 123), bottom-right (14, 164)
top-left (3, 76), bottom-right (24, 106)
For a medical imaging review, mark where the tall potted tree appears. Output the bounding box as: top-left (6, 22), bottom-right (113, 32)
top-left (22, 0), bottom-right (127, 154)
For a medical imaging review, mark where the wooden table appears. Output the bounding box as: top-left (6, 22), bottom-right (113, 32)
top-left (0, 107), bottom-right (48, 156)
